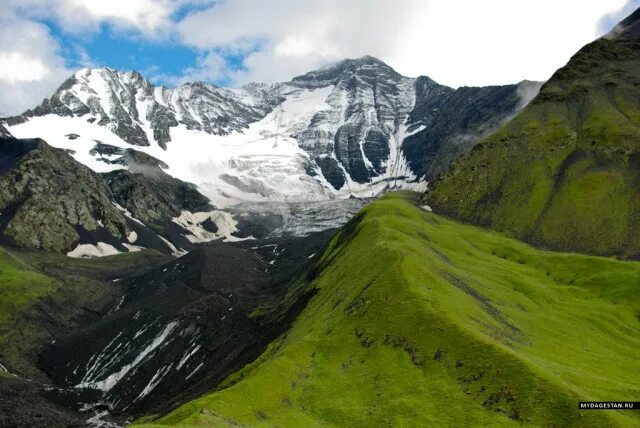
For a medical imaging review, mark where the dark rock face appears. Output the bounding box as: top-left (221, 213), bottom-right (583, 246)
top-left (315, 156), bottom-right (346, 190)
top-left (0, 137), bottom-right (127, 252)
top-left (103, 168), bottom-right (211, 234)
top-left (293, 56), bottom-right (416, 186)
top-left (402, 79), bottom-right (542, 180)
top-left (363, 128), bottom-right (390, 174)
top-left (607, 6), bottom-right (640, 39)
top-left (334, 124), bottom-right (371, 183)
top-left (0, 124), bottom-right (12, 138)
top-left (40, 230), bottom-right (334, 418)
top-left (90, 141), bottom-right (169, 170)
top-left (289, 56), bottom-right (537, 188)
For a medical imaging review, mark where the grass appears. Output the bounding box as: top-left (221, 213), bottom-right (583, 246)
top-left (0, 248), bottom-right (58, 324)
top-left (426, 34), bottom-right (640, 258)
top-left (136, 192), bottom-right (640, 427)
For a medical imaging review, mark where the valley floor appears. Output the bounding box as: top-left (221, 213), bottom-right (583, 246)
top-left (136, 192), bottom-right (640, 427)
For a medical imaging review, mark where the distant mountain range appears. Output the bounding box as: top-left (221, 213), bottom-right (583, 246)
top-left (4, 56), bottom-right (539, 205)
top-left (0, 56), bottom-right (539, 255)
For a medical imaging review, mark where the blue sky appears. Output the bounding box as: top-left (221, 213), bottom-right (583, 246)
top-left (52, 22), bottom-right (203, 83)
top-left (0, 0), bottom-right (637, 114)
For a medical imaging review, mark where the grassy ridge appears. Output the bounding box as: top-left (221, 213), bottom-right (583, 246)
top-left (137, 192), bottom-right (640, 427)
top-left (425, 20), bottom-right (640, 258)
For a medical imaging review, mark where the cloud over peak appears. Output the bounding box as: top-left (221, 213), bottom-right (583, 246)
top-left (0, 0), bottom-right (637, 115)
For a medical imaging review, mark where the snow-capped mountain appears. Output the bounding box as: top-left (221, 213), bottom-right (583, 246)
top-left (4, 56), bottom-right (539, 207)
top-left (0, 57), bottom-right (540, 255)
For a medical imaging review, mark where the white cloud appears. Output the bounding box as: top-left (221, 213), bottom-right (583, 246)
top-left (3, 0), bottom-right (214, 38)
top-left (0, 0), bottom-right (210, 114)
top-left (0, 17), bottom-right (71, 115)
top-left (275, 36), bottom-right (315, 57)
top-left (50, 0), bottom-right (208, 37)
top-left (0, 52), bottom-right (49, 82)
top-left (176, 0), bottom-right (632, 87)
top-left (598, 0), bottom-right (640, 33)
top-left (0, 0), bottom-right (636, 115)
top-left (60, 0), bottom-right (173, 32)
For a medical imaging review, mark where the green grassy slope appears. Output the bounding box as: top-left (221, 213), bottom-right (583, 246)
top-left (425, 9), bottom-right (640, 258)
top-left (136, 192), bottom-right (640, 427)
top-left (0, 247), bottom-right (58, 372)
top-left (0, 247), bottom-right (169, 378)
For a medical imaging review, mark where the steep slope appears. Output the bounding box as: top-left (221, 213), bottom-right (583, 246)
top-left (0, 136), bottom-right (128, 253)
top-left (403, 79), bottom-right (542, 179)
top-left (0, 246), bottom-right (170, 426)
top-left (136, 193), bottom-right (640, 427)
top-left (37, 231), bottom-right (333, 424)
top-left (5, 69), bottom-right (282, 149)
top-left (0, 133), bottom-right (240, 256)
top-left (0, 247), bottom-right (169, 377)
top-left (0, 123), bottom-right (13, 138)
top-left (426, 7), bottom-right (640, 257)
top-left (3, 57), bottom-right (536, 208)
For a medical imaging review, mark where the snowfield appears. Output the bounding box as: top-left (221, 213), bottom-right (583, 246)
top-left (4, 61), bottom-right (443, 257)
top-left (7, 79), bottom-right (426, 209)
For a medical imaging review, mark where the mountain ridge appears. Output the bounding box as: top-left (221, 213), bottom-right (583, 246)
top-left (134, 192), bottom-right (640, 427)
top-left (2, 56), bottom-right (539, 214)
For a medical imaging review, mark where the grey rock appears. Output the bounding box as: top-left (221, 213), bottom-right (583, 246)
top-left (103, 166), bottom-right (211, 234)
top-left (0, 137), bottom-right (127, 253)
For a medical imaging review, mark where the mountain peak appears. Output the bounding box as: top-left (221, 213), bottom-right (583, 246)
top-left (335, 55), bottom-right (390, 68)
top-left (291, 55), bottom-right (401, 87)
top-left (72, 67), bottom-right (149, 85)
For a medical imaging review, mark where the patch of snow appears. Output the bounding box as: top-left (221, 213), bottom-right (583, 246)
top-left (77, 321), bottom-right (178, 392)
top-left (171, 210), bottom-right (240, 243)
top-left (112, 203), bottom-right (145, 226)
top-left (185, 362), bottom-right (204, 380)
top-left (126, 231), bottom-right (137, 243)
top-left (158, 236), bottom-right (187, 258)
top-left (86, 410), bottom-right (120, 428)
top-left (421, 204), bottom-right (432, 212)
top-left (405, 125), bottom-right (426, 137)
top-left (135, 363), bottom-right (173, 401)
top-left (67, 242), bottom-right (121, 258)
top-left (176, 344), bottom-right (202, 371)
top-left (122, 243), bottom-right (144, 252)
top-left (112, 296), bottom-right (125, 313)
